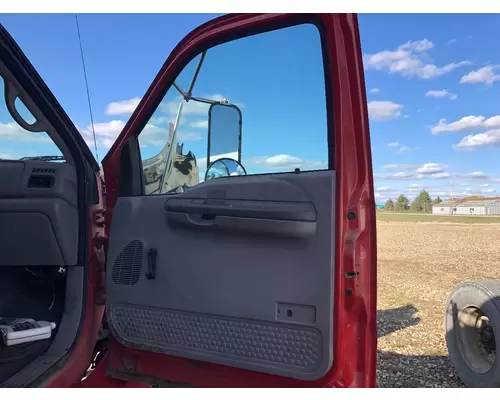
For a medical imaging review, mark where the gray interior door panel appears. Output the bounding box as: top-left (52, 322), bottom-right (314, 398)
top-left (106, 170), bottom-right (335, 381)
top-left (0, 160), bottom-right (78, 266)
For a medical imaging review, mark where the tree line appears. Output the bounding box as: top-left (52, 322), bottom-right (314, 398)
top-left (383, 190), bottom-right (442, 213)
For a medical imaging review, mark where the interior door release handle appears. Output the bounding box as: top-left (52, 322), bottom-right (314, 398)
top-left (146, 248), bottom-right (157, 280)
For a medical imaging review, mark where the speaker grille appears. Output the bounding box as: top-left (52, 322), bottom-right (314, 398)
top-left (112, 240), bottom-right (144, 286)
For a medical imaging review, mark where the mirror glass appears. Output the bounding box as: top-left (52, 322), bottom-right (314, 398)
top-left (205, 158), bottom-right (247, 181)
top-left (208, 104), bottom-right (241, 166)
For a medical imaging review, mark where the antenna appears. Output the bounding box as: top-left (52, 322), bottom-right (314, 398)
top-left (75, 14), bottom-right (99, 163)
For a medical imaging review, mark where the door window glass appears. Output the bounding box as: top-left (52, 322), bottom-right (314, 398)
top-left (137, 23), bottom-right (328, 195)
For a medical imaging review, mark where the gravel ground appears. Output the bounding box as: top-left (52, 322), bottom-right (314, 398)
top-left (376, 220), bottom-right (500, 388)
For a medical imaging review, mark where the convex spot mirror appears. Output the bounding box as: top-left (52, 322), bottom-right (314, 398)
top-left (205, 158), bottom-right (247, 181)
top-left (207, 103), bottom-right (242, 167)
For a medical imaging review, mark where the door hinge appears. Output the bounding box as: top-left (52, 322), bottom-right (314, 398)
top-left (94, 233), bottom-right (108, 250)
top-left (94, 232), bottom-right (108, 305)
top-left (93, 209), bottom-right (106, 227)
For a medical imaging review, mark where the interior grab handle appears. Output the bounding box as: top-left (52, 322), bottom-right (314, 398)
top-left (164, 198), bottom-right (317, 222)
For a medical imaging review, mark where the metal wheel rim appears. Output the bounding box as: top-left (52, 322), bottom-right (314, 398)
top-left (456, 305), bottom-right (496, 374)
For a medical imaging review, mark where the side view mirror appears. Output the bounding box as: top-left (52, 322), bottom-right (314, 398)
top-left (207, 103), bottom-right (242, 167)
top-left (205, 158), bottom-right (247, 181)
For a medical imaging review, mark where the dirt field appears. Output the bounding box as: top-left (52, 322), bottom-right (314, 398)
top-left (376, 216), bottom-right (500, 387)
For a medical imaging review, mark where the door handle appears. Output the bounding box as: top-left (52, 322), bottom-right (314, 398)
top-left (146, 248), bottom-right (157, 280)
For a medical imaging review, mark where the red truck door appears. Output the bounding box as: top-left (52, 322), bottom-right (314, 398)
top-left (102, 13), bottom-right (377, 388)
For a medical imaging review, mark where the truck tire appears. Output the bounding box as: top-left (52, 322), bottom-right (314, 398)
top-left (445, 280), bottom-right (500, 387)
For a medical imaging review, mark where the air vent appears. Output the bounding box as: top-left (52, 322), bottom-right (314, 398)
top-left (112, 240), bottom-right (144, 286)
top-left (27, 175), bottom-right (55, 188)
top-left (32, 167), bottom-right (56, 174)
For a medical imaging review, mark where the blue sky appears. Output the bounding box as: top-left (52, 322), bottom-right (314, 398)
top-left (1, 14), bottom-right (500, 201)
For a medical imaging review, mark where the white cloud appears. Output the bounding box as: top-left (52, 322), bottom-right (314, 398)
top-left (399, 39), bottom-right (434, 52)
top-left (81, 94), bottom-right (235, 153)
top-left (460, 65), bottom-right (500, 85)
top-left (266, 154), bottom-right (302, 167)
top-left (364, 39), bottom-right (470, 79)
top-left (386, 142), bottom-right (416, 154)
top-left (453, 130), bottom-right (500, 151)
top-left (369, 88), bottom-right (380, 94)
top-left (177, 131), bottom-right (202, 141)
top-left (79, 120), bottom-right (125, 149)
top-left (431, 115), bottom-right (500, 134)
top-left (375, 171), bottom-right (423, 180)
top-left (246, 154), bottom-right (327, 171)
top-left (368, 101), bottom-right (403, 121)
top-left (447, 39), bottom-right (458, 45)
top-left (383, 164), bottom-right (420, 170)
top-left (407, 183), bottom-right (440, 192)
top-left (431, 172), bottom-right (450, 179)
top-left (79, 119), bottom-right (201, 150)
top-left (429, 191), bottom-right (450, 197)
top-left (425, 89), bottom-right (457, 100)
top-left (79, 94), bottom-right (227, 153)
top-left (139, 125), bottom-right (202, 147)
top-left (373, 162), bottom-right (479, 182)
top-left (432, 115), bottom-right (500, 150)
top-left (416, 163), bottom-right (448, 175)
top-left (375, 171), bottom-right (459, 181)
top-left (461, 171), bottom-right (490, 180)
top-left (196, 157), bottom-right (208, 170)
top-left (93, 120), bottom-right (125, 137)
top-left (0, 121), bottom-right (52, 143)
top-left (0, 151), bottom-right (19, 159)
top-left (374, 184), bottom-right (456, 200)
top-left (105, 97), bottom-right (141, 116)
top-left (189, 120), bottom-right (208, 129)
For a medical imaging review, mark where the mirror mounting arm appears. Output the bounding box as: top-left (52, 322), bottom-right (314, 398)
top-left (173, 85), bottom-right (228, 106)
top-left (172, 49), bottom-right (229, 105)
top-left (172, 82), bottom-right (187, 98)
top-left (186, 50), bottom-right (207, 98)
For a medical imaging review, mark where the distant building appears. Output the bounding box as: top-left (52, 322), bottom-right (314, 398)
top-left (455, 199), bottom-right (500, 215)
top-left (433, 201), bottom-right (453, 215)
top-left (432, 198), bottom-right (500, 215)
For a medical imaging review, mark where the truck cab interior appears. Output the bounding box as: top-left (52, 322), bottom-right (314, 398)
top-left (0, 37), bottom-right (98, 386)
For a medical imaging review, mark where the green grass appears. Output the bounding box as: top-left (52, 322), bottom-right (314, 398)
top-left (376, 212), bottom-right (500, 224)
